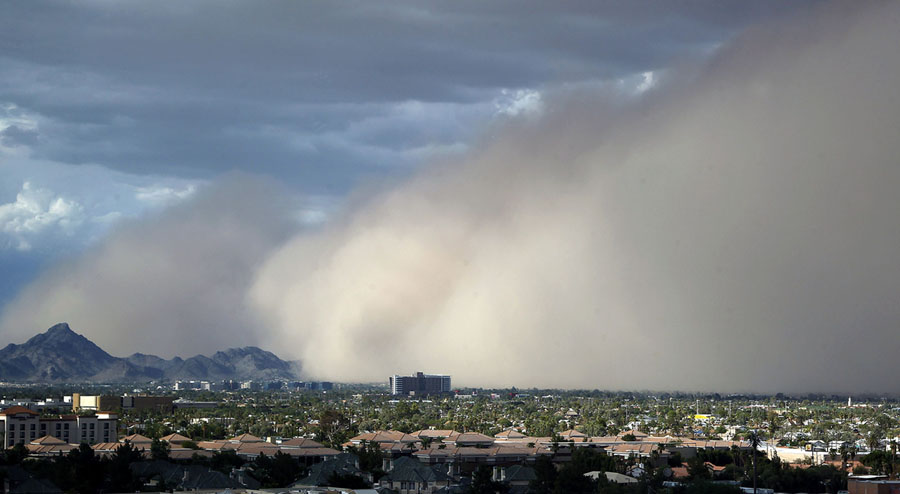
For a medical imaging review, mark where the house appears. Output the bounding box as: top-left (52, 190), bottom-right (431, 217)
top-left (494, 430), bottom-right (527, 440)
top-left (228, 433), bottom-right (264, 443)
top-left (558, 429), bottom-right (588, 441)
top-left (129, 460), bottom-right (259, 490)
top-left (705, 462), bottom-right (727, 477)
top-left (617, 430), bottom-right (649, 441)
top-left (379, 456), bottom-right (452, 494)
top-left (24, 436), bottom-right (76, 457)
top-left (806, 440), bottom-right (827, 452)
top-left (280, 437), bottom-right (326, 448)
top-left (346, 430), bottom-right (421, 450)
top-left (605, 442), bottom-right (660, 459)
top-left (627, 464), bottom-right (648, 478)
top-left (584, 471), bottom-right (639, 484)
top-left (414, 429), bottom-right (459, 441)
top-left (293, 453), bottom-right (367, 487)
top-left (160, 433), bottom-right (192, 445)
top-left (121, 433), bottom-right (153, 447)
top-left (443, 432), bottom-right (494, 448)
top-left (0, 465), bottom-right (63, 494)
top-left (501, 465), bottom-right (536, 487)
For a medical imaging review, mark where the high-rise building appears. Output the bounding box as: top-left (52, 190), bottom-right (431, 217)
top-left (390, 372), bottom-right (451, 396)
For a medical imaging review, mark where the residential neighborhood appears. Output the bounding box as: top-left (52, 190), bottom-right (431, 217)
top-left (1, 384), bottom-right (899, 493)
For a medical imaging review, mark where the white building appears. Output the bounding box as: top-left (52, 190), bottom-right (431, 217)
top-left (0, 406), bottom-right (117, 446)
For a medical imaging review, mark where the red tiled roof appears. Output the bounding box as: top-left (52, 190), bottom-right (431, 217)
top-left (0, 406), bottom-right (39, 416)
top-left (169, 449), bottom-right (212, 460)
top-left (92, 442), bottom-right (124, 451)
top-left (281, 437), bottom-right (325, 448)
top-left (495, 430), bottom-right (526, 439)
top-left (279, 446), bottom-right (340, 457)
top-left (26, 444), bottom-right (76, 455)
top-left (229, 433), bottom-right (264, 443)
top-left (413, 429), bottom-right (459, 439)
top-left (446, 432), bottom-right (494, 444)
top-left (559, 429), bottom-right (588, 438)
top-left (671, 466), bottom-right (690, 479)
top-left (31, 436), bottom-right (66, 445)
top-left (160, 433), bottom-right (192, 443)
top-left (122, 434), bottom-right (153, 444)
top-left (195, 441), bottom-right (230, 451)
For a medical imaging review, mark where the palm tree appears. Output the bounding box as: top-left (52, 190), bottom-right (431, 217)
top-left (748, 430), bottom-right (762, 494)
top-left (840, 443), bottom-right (850, 472)
top-left (891, 440), bottom-right (898, 479)
top-left (868, 431), bottom-right (881, 452)
top-left (769, 418), bottom-right (779, 447)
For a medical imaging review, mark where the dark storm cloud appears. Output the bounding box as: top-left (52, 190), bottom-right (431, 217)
top-left (0, 0), bottom-right (814, 190)
top-left (0, 125), bottom-right (39, 147)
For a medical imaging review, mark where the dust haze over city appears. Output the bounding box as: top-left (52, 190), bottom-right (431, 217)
top-left (1, 1), bottom-right (899, 394)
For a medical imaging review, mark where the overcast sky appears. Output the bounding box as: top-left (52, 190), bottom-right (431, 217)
top-left (10, 1), bottom-right (899, 393)
top-left (0, 1), bottom-right (810, 276)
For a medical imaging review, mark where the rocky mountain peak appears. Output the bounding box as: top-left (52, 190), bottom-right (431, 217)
top-left (0, 324), bottom-right (299, 383)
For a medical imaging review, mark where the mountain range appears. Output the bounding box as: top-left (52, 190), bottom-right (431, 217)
top-left (0, 323), bottom-right (301, 383)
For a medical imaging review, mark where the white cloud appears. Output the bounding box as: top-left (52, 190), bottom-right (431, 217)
top-left (135, 184), bottom-right (197, 207)
top-left (0, 157), bottom-right (207, 255)
top-left (0, 182), bottom-right (83, 250)
top-left (634, 71), bottom-right (656, 94)
top-left (494, 89), bottom-right (544, 118)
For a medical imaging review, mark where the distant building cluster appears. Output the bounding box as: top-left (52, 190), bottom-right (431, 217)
top-left (390, 372), bottom-right (451, 396)
top-left (173, 379), bottom-right (332, 392)
top-left (0, 405), bottom-right (340, 467)
top-left (294, 381), bottom-right (334, 391)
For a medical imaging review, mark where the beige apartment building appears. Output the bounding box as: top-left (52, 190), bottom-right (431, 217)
top-left (0, 406), bottom-right (117, 446)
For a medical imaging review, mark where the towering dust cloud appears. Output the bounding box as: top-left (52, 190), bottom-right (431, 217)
top-left (250, 2), bottom-right (900, 391)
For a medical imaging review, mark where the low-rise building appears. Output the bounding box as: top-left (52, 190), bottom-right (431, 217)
top-left (70, 393), bottom-right (174, 413)
top-left (378, 456), bottom-right (452, 494)
top-left (0, 406), bottom-right (117, 446)
top-left (848, 477), bottom-right (900, 494)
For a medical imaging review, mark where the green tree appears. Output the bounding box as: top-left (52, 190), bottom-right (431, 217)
top-left (348, 440), bottom-right (385, 479)
top-left (469, 465), bottom-right (507, 494)
top-left (210, 450), bottom-right (244, 473)
top-left (688, 456), bottom-right (711, 480)
top-left (530, 456), bottom-right (558, 494)
top-left (250, 452), bottom-right (303, 487)
top-left (317, 409), bottom-right (352, 448)
top-left (68, 443), bottom-right (104, 494)
top-left (748, 430), bottom-right (762, 494)
top-left (107, 442), bottom-right (142, 492)
top-left (2, 443), bottom-right (28, 464)
top-left (150, 437), bottom-right (171, 461)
